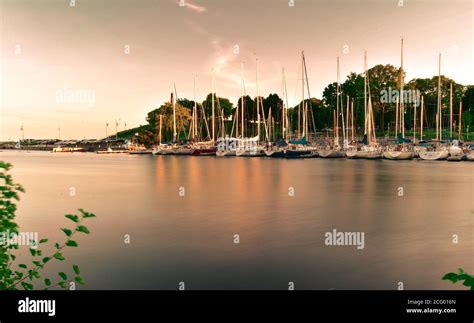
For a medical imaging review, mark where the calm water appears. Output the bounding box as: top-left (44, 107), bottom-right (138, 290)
top-left (1, 150), bottom-right (473, 290)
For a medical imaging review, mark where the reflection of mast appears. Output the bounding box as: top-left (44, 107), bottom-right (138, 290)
top-left (20, 124), bottom-right (24, 141)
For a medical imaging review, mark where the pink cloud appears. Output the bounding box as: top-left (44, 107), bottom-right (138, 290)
top-left (182, 1), bottom-right (207, 13)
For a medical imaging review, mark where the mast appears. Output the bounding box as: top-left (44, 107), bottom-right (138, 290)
top-left (364, 51), bottom-right (368, 136)
top-left (413, 96), bottom-right (417, 143)
top-left (193, 76), bottom-right (198, 141)
top-left (351, 98), bottom-right (354, 141)
top-left (420, 95), bottom-right (424, 141)
top-left (256, 58), bottom-right (261, 141)
top-left (458, 99), bottom-right (462, 140)
top-left (400, 37), bottom-right (405, 138)
top-left (283, 68), bottom-right (290, 140)
top-left (172, 83), bottom-right (177, 142)
top-left (336, 56), bottom-right (340, 145)
top-left (449, 82), bottom-right (453, 138)
top-left (240, 62), bottom-right (244, 139)
top-left (437, 53), bottom-right (442, 140)
top-left (395, 100), bottom-right (399, 137)
top-left (159, 114), bottom-right (163, 145)
top-left (212, 71), bottom-right (215, 143)
top-left (346, 95), bottom-right (349, 144)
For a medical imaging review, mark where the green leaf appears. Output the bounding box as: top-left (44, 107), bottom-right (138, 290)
top-left (54, 243), bottom-right (61, 249)
top-left (21, 282), bottom-right (33, 290)
top-left (75, 276), bottom-right (85, 285)
top-left (65, 240), bottom-right (78, 247)
top-left (32, 260), bottom-right (43, 269)
top-left (73, 265), bottom-right (80, 275)
top-left (42, 257), bottom-right (51, 263)
top-left (18, 264), bottom-right (27, 269)
top-left (65, 214), bottom-right (79, 223)
top-left (79, 209), bottom-right (96, 218)
top-left (58, 281), bottom-right (67, 289)
top-left (58, 272), bottom-right (67, 280)
top-left (462, 277), bottom-right (474, 287)
top-left (29, 248), bottom-right (37, 256)
top-left (39, 239), bottom-right (48, 244)
top-left (61, 228), bottom-right (73, 237)
top-left (44, 279), bottom-right (51, 286)
top-left (442, 273), bottom-right (459, 283)
top-left (53, 252), bottom-right (65, 261)
top-left (76, 225), bottom-right (90, 234)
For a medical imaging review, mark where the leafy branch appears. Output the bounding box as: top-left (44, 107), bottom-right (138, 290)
top-left (442, 268), bottom-right (474, 290)
top-left (0, 161), bottom-right (96, 290)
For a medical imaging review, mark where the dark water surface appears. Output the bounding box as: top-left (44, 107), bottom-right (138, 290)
top-left (2, 150), bottom-right (473, 290)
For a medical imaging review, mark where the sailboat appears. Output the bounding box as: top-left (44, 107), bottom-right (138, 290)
top-left (419, 53), bottom-right (449, 161)
top-left (191, 75), bottom-right (218, 156)
top-left (345, 52), bottom-right (381, 159)
top-left (265, 68), bottom-right (289, 158)
top-left (153, 90), bottom-right (176, 155)
top-left (235, 62), bottom-right (264, 157)
top-left (319, 56), bottom-right (345, 158)
top-left (447, 89), bottom-right (464, 161)
top-left (285, 52), bottom-right (318, 158)
top-left (383, 38), bottom-right (414, 160)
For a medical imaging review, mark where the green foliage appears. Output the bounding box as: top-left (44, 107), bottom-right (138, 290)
top-left (442, 268), bottom-right (474, 290)
top-left (0, 162), bottom-right (96, 290)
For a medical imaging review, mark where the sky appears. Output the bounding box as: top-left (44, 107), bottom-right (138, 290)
top-left (1, 0), bottom-right (473, 140)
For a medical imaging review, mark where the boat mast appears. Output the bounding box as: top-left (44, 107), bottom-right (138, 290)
top-left (351, 98), bottom-right (354, 141)
top-left (240, 62), bottom-right (244, 139)
top-left (346, 95), bottom-right (349, 144)
top-left (173, 83), bottom-right (177, 142)
top-left (301, 51), bottom-right (305, 138)
top-left (437, 53), bottom-right (442, 140)
top-left (256, 58), bottom-right (262, 142)
top-left (413, 95), bottom-right (417, 143)
top-left (281, 68), bottom-right (285, 140)
top-left (364, 51), bottom-right (368, 137)
top-left (212, 70), bottom-right (215, 143)
top-left (283, 68), bottom-right (290, 140)
top-left (449, 82), bottom-right (453, 138)
top-left (159, 114), bottom-right (163, 145)
top-left (400, 37), bottom-right (405, 138)
top-left (458, 99), bottom-right (462, 140)
top-left (420, 95), bottom-right (424, 141)
top-left (193, 76), bottom-right (198, 141)
top-left (336, 56), bottom-right (340, 146)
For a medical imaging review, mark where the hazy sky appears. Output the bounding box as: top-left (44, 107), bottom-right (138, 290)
top-left (1, 0), bottom-right (473, 140)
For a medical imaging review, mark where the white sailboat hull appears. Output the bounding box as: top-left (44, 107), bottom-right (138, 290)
top-left (382, 151), bottom-right (414, 160)
top-left (318, 149), bottom-right (345, 158)
top-left (419, 150), bottom-right (449, 160)
top-left (216, 150), bottom-right (236, 157)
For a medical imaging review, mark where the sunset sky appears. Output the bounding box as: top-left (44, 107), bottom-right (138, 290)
top-left (1, 0), bottom-right (473, 140)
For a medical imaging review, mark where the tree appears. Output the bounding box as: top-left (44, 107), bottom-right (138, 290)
top-left (0, 162), bottom-right (95, 290)
top-left (146, 102), bottom-right (192, 142)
